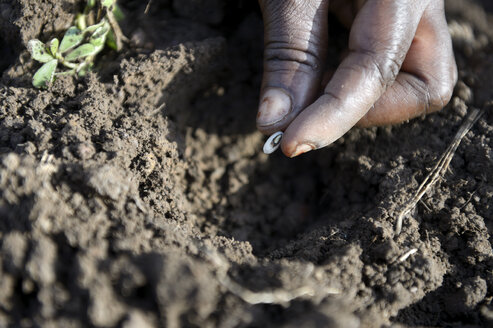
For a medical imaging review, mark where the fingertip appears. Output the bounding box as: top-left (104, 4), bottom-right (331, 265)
top-left (279, 93), bottom-right (354, 157)
top-left (280, 142), bottom-right (294, 158)
top-left (280, 130), bottom-right (316, 158)
top-left (292, 143), bottom-right (315, 157)
top-left (281, 143), bottom-right (315, 158)
top-left (256, 88), bottom-right (293, 128)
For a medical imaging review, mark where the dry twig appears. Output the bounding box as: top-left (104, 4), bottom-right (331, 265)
top-left (395, 108), bottom-right (483, 235)
top-left (203, 248), bottom-right (340, 305)
top-left (145, 0), bottom-right (153, 14)
top-left (106, 8), bottom-right (128, 51)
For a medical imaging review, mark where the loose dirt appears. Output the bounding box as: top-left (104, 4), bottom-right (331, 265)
top-left (0, 0), bottom-right (492, 327)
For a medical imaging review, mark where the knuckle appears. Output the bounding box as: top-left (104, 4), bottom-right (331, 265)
top-left (427, 69), bottom-right (457, 111)
top-left (356, 50), bottom-right (401, 90)
top-left (261, 0), bottom-right (327, 75)
top-left (264, 41), bottom-right (321, 73)
top-left (373, 55), bottom-right (401, 87)
top-left (422, 54), bottom-right (458, 112)
top-left (431, 80), bottom-right (455, 110)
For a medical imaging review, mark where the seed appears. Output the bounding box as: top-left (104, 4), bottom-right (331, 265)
top-left (263, 131), bottom-right (283, 154)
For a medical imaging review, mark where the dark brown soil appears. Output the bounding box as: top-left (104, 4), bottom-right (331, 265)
top-left (1, 0), bottom-right (493, 327)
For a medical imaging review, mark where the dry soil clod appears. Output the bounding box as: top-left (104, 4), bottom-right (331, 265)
top-left (263, 131), bottom-right (283, 154)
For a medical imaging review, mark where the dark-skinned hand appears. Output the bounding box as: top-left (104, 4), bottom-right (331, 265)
top-left (256, 0), bottom-right (458, 157)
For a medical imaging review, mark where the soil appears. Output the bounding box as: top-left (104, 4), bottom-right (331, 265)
top-left (0, 0), bottom-right (493, 327)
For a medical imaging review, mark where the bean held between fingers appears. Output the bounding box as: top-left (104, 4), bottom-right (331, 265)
top-left (257, 0), bottom-right (457, 157)
top-left (263, 131), bottom-right (283, 154)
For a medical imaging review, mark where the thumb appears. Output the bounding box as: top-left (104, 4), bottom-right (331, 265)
top-left (257, 0), bottom-right (329, 134)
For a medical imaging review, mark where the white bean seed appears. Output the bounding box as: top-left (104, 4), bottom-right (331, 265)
top-left (263, 131), bottom-right (283, 154)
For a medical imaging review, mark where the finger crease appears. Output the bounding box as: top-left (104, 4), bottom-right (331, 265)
top-left (323, 89), bottom-right (343, 103)
top-left (353, 49), bottom-right (401, 89)
top-left (265, 50), bottom-right (319, 71)
top-left (265, 40), bottom-right (321, 58)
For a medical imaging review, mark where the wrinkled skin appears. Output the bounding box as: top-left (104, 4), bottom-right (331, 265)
top-left (257, 0), bottom-right (457, 157)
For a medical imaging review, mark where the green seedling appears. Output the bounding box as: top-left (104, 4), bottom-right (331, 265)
top-left (27, 0), bottom-right (125, 88)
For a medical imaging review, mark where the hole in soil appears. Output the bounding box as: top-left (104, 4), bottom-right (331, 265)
top-left (188, 140), bottom-right (382, 257)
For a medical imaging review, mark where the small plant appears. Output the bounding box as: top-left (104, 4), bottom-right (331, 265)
top-left (27, 0), bottom-right (125, 88)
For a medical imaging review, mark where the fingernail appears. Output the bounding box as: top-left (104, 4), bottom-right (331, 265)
top-left (291, 143), bottom-right (315, 157)
top-left (257, 88), bottom-right (292, 126)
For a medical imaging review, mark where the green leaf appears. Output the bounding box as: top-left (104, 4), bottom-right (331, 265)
top-left (32, 59), bottom-right (58, 88)
top-left (27, 40), bottom-right (54, 63)
top-left (89, 23), bottom-right (110, 49)
top-left (83, 20), bottom-right (105, 34)
top-left (64, 43), bottom-right (97, 61)
top-left (105, 30), bottom-right (117, 51)
top-left (48, 38), bottom-right (59, 56)
top-left (101, 0), bottom-right (116, 8)
top-left (91, 23), bottom-right (110, 40)
top-left (90, 37), bottom-right (105, 49)
top-left (59, 27), bottom-right (84, 53)
top-left (86, 0), bottom-right (96, 8)
top-left (112, 4), bottom-right (125, 21)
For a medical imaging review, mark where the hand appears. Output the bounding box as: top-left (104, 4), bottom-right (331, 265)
top-left (256, 0), bottom-right (457, 157)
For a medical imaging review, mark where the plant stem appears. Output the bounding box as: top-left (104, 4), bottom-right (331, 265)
top-left (105, 8), bottom-right (127, 51)
top-left (59, 58), bottom-right (78, 69)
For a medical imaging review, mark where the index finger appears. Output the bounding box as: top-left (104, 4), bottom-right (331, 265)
top-left (281, 0), bottom-right (430, 157)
